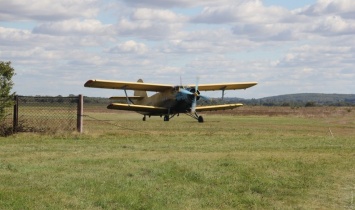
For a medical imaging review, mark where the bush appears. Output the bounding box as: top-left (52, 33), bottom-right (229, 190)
top-left (0, 61), bottom-right (15, 119)
top-left (0, 61), bottom-right (15, 136)
top-left (305, 101), bottom-right (316, 107)
top-left (0, 121), bottom-right (13, 136)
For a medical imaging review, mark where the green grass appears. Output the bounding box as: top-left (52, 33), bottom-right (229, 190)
top-left (1, 109), bottom-right (355, 209)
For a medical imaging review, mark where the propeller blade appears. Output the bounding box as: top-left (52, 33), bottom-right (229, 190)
top-left (195, 77), bottom-right (199, 92)
top-left (191, 95), bottom-right (197, 113)
top-left (179, 88), bottom-right (194, 95)
top-left (199, 94), bottom-right (210, 101)
top-left (191, 77), bottom-right (199, 113)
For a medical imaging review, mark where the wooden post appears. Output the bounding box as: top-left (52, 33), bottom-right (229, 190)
top-left (13, 95), bottom-right (18, 133)
top-left (77, 94), bottom-right (83, 133)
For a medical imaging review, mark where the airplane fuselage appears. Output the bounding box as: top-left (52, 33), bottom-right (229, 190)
top-left (134, 86), bottom-right (197, 116)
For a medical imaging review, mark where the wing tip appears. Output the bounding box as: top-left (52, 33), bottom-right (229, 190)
top-left (84, 79), bottom-right (96, 87)
top-left (107, 103), bottom-right (114, 109)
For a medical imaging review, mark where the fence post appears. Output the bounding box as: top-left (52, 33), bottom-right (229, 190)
top-left (77, 94), bottom-right (83, 133)
top-left (13, 95), bottom-right (18, 133)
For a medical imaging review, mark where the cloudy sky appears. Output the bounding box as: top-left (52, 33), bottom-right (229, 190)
top-left (1, 0), bottom-right (354, 99)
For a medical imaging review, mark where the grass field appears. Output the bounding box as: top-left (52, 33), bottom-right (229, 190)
top-left (1, 106), bottom-right (355, 209)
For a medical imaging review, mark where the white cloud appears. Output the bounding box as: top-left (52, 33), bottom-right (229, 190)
top-left (115, 9), bottom-right (185, 40)
top-left (307, 16), bottom-right (355, 36)
top-left (296, 0), bottom-right (355, 19)
top-left (192, 1), bottom-right (289, 24)
top-left (232, 23), bottom-right (300, 41)
top-left (32, 19), bottom-right (112, 36)
top-left (0, 0), bottom-right (99, 21)
top-left (131, 8), bottom-right (185, 22)
top-left (163, 29), bottom-right (256, 54)
top-left (115, 18), bottom-right (160, 39)
top-left (108, 40), bottom-right (148, 54)
top-left (0, 27), bottom-right (33, 46)
top-left (120, 0), bottom-right (230, 8)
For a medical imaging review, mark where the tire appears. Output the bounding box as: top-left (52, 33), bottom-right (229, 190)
top-left (164, 115), bottom-right (169, 121)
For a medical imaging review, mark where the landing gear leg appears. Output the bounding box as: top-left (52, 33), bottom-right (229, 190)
top-left (185, 112), bottom-right (204, 123)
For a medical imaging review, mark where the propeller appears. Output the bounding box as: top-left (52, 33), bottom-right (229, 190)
top-left (178, 77), bottom-right (209, 113)
top-left (179, 88), bottom-right (194, 95)
top-left (191, 77), bottom-right (199, 113)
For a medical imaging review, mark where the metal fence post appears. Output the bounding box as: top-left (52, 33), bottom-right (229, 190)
top-left (77, 94), bottom-right (83, 133)
top-left (13, 95), bottom-right (18, 133)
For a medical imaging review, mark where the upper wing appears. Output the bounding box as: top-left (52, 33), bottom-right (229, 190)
top-left (110, 96), bottom-right (145, 100)
top-left (190, 82), bottom-right (258, 91)
top-left (84, 79), bottom-right (173, 92)
top-left (107, 103), bottom-right (167, 114)
top-left (196, 103), bottom-right (243, 112)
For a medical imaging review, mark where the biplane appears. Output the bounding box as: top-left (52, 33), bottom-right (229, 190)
top-left (84, 79), bottom-right (257, 122)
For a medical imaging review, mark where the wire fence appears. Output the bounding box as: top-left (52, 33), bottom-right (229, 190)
top-left (15, 96), bottom-right (79, 132)
top-left (0, 96), bottom-right (80, 135)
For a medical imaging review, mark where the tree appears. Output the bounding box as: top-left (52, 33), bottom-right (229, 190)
top-left (305, 101), bottom-right (316, 107)
top-left (0, 61), bottom-right (16, 119)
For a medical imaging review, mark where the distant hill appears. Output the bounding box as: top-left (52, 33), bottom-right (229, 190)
top-left (225, 93), bottom-right (355, 106)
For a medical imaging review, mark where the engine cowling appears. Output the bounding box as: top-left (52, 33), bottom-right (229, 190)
top-left (188, 88), bottom-right (201, 101)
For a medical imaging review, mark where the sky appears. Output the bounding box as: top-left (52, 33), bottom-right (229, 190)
top-left (0, 0), bottom-right (354, 99)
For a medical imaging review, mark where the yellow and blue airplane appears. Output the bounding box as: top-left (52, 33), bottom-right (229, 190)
top-left (84, 79), bottom-right (257, 122)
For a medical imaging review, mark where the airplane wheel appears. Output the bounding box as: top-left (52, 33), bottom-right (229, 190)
top-left (143, 116), bottom-right (146, 121)
top-left (164, 115), bottom-right (169, 121)
top-left (198, 116), bottom-right (204, 123)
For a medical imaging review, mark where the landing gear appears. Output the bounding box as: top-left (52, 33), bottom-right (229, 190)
top-left (143, 115), bottom-right (146, 121)
top-left (185, 111), bottom-right (204, 123)
top-left (164, 115), bottom-right (169, 121)
top-left (198, 116), bottom-right (204, 123)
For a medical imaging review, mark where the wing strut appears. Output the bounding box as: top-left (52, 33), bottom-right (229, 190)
top-left (123, 88), bottom-right (131, 105)
top-left (222, 88), bottom-right (226, 101)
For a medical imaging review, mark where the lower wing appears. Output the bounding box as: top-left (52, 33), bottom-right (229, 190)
top-left (196, 104), bottom-right (243, 112)
top-left (107, 103), bottom-right (167, 114)
top-left (108, 103), bottom-right (242, 113)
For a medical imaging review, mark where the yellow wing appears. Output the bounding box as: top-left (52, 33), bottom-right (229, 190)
top-left (84, 79), bottom-right (173, 92)
top-left (110, 96), bottom-right (145, 100)
top-left (107, 103), bottom-right (167, 114)
top-left (196, 104), bottom-right (243, 112)
top-left (191, 82), bottom-right (258, 91)
top-left (108, 103), bottom-right (242, 113)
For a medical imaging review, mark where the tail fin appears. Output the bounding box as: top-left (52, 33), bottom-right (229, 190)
top-left (134, 79), bottom-right (148, 98)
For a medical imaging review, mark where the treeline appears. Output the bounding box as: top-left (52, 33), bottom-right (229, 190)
top-left (18, 93), bottom-right (355, 107)
top-left (223, 93), bottom-right (355, 107)
top-left (14, 95), bottom-right (111, 104)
